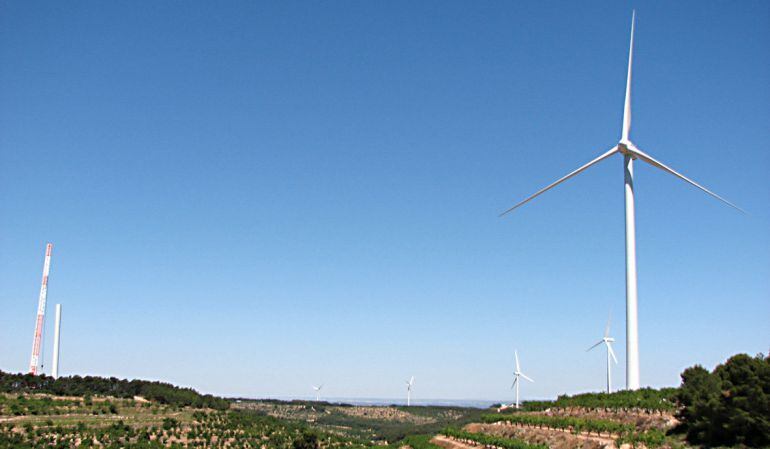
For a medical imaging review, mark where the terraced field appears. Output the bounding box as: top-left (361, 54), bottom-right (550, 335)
top-left (430, 405), bottom-right (685, 449)
top-left (0, 393), bottom-right (371, 449)
top-left (233, 400), bottom-right (485, 443)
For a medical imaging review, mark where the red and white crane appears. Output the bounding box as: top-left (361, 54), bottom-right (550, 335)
top-left (29, 243), bottom-right (53, 375)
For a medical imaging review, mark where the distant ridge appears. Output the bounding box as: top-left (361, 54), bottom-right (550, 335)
top-left (234, 396), bottom-right (501, 408)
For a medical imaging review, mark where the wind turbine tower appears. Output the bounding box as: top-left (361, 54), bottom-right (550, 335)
top-left (52, 304), bottom-right (62, 379)
top-left (405, 376), bottom-right (415, 406)
top-left (500, 11), bottom-right (741, 390)
top-left (312, 385), bottom-right (323, 402)
top-left (29, 243), bottom-right (53, 375)
top-left (587, 313), bottom-right (618, 393)
top-left (510, 351), bottom-right (534, 409)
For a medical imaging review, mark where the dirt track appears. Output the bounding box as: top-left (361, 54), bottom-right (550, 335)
top-left (430, 435), bottom-right (478, 449)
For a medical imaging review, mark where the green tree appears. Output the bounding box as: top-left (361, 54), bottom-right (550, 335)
top-left (677, 353), bottom-right (770, 446)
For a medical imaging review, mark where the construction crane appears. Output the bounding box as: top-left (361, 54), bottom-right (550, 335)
top-left (29, 243), bottom-right (53, 375)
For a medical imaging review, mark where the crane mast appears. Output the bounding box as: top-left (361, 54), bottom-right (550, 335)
top-left (29, 243), bottom-right (53, 375)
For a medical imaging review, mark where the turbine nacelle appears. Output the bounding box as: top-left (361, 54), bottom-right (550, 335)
top-left (617, 141), bottom-right (636, 157)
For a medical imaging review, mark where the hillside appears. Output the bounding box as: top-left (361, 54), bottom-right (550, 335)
top-left (0, 391), bottom-right (375, 448)
top-left (233, 399), bottom-right (487, 442)
top-left (1, 353), bottom-right (766, 448)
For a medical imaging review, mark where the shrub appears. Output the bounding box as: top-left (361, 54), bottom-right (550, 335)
top-left (677, 353), bottom-right (770, 447)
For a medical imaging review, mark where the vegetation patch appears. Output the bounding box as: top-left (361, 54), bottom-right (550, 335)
top-left (517, 388), bottom-right (678, 413)
top-left (0, 370), bottom-right (228, 410)
top-left (442, 427), bottom-right (548, 449)
top-left (676, 353), bottom-right (769, 447)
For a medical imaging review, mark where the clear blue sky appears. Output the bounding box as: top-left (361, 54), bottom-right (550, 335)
top-left (1, 1), bottom-right (768, 402)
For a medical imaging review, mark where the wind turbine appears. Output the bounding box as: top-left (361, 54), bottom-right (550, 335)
top-left (312, 384), bottom-right (323, 402)
top-left (500, 11), bottom-right (741, 390)
top-left (405, 376), bottom-right (415, 406)
top-left (510, 350), bottom-right (534, 409)
top-left (587, 313), bottom-right (618, 393)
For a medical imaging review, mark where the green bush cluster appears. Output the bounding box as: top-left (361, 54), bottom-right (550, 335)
top-left (677, 353), bottom-right (770, 447)
top-left (519, 388), bottom-right (678, 412)
top-left (442, 427), bottom-right (548, 449)
top-left (0, 370), bottom-right (228, 410)
top-left (0, 394), bottom-right (121, 417)
top-left (615, 428), bottom-right (667, 448)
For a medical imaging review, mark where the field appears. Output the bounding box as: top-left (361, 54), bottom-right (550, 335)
top-left (2, 353), bottom-right (767, 448)
top-left (0, 393), bottom-right (371, 449)
top-left (0, 392), bottom-right (686, 449)
top-left (232, 400), bottom-right (487, 442)
top-left (0, 393), bottom-right (489, 449)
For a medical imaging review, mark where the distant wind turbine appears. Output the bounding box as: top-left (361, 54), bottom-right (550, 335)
top-left (587, 313), bottom-right (618, 393)
top-left (510, 351), bottom-right (533, 409)
top-left (312, 384), bottom-right (323, 402)
top-left (500, 11), bottom-right (741, 390)
top-left (405, 376), bottom-right (415, 406)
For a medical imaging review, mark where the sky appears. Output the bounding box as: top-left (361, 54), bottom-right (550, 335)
top-left (1, 1), bottom-right (768, 403)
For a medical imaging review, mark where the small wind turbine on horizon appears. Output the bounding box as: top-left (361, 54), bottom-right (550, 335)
top-left (405, 376), bottom-right (415, 406)
top-left (587, 313), bottom-right (618, 393)
top-left (500, 11), bottom-right (742, 390)
top-left (510, 350), bottom-right (534, 409)
top-left (312, 384), bottom-right (323, 402)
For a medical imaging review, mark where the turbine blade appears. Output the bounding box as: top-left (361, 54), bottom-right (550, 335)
top-left (521, 373), bottom-right (534, 383)
top-left (604, 312), bottom-right (611, 339)
top-left (586, 340), bottom-right (604, 352)
top-left (622, 10), bottom-right (636, 141)
top-left (607, 343), bottom-right (618, 364)
top-left (511, 376), bottom-right (518, 389)
top-left (628, 144), bottom-right (744, 213)
top-left (515, 350), bottom-right (520, 371)
top-left (500, 147), bottom-right (619, 216)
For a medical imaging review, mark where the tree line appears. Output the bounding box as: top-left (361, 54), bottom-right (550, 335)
top-left (0, 370), bottom-right (229, 410)
top-left (518, 387), bottom-right (678, 413)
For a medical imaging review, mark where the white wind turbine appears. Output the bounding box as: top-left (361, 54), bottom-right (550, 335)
top-left (312, 384), bottom-right (323, 402)
top-left (405, 376), bottom-right (415, 406)
top-left (510, 350), bottom-right (534, 409)
top-left (587, 313), bottom-right (618, 393)
top-left (500, 11), bottom-right (741, 390)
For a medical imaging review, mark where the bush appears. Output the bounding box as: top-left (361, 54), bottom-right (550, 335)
top-left (162, 417), bottom-right (179, 431)
top-left (677, 353), bottom-right (770, 447)
top-left (442, 427), bottom-right (548, 449)
top-left (292, 431), bottom-right (320, 449)
top-left (520, 388), bottom-right (678, 412)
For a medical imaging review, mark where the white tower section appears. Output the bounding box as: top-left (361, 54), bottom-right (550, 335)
top-left (29, 243), bottom-right (53, 375)
top-left (52, 304), bottom-right (62, 379)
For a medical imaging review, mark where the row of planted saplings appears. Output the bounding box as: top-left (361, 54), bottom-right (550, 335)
top-left (441, 427), bottom-right (548, 449)
top-left (482, 414), bottom-right (635, 438)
